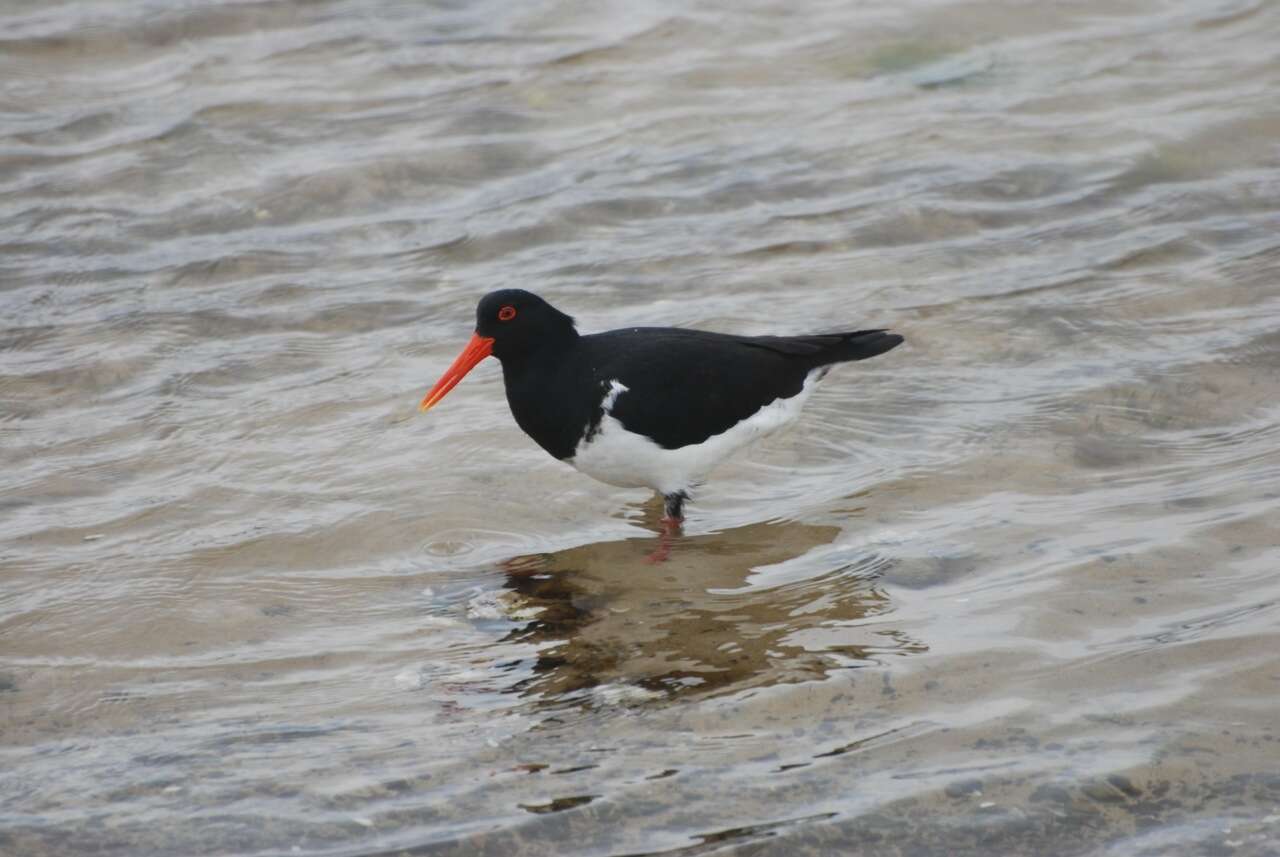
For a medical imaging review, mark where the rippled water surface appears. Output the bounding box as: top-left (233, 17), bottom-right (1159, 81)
top-left (4, 1), bottom-right (1280, 854)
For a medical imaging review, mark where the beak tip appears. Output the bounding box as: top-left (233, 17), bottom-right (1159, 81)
top-left (417, 332), bottom-right (494, 416)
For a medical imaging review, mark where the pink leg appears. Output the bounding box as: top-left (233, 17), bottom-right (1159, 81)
top-left (643, 514), bottom-right (683, 564)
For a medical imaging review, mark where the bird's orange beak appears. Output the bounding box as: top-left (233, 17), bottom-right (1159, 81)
top-left (419, 333), bottom-right (494, 412)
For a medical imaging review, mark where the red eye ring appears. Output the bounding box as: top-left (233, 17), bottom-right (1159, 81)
top-left (498, 305), bottom-right (517, 321)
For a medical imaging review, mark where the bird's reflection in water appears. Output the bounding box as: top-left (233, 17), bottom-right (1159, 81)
top-left (495, 511), bottom-right (927, 703)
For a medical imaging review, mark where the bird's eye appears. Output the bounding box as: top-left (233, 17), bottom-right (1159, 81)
top-left (498, 305), bottom-right (517, 321)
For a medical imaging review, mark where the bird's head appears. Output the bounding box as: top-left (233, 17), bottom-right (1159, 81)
top-left (419, 289), bottom-right (576, 413)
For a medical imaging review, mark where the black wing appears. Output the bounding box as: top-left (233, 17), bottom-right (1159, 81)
top-left (583, 327), bottom-right (901, 450)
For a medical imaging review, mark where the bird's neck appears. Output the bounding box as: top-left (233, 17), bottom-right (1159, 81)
top-left (498, 338), bottom-right (594, 461)
top-left (496, 326), bottom-right (579, 368)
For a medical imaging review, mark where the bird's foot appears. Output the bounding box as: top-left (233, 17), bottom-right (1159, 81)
top-left (643, 514), bottom-right (683, 564)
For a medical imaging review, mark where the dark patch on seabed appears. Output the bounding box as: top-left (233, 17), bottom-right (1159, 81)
top-left (489, 517), bottom-right (917, 702)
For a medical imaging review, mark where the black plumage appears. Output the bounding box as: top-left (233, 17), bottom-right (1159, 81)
top-left (423, 288), bottom-right (903, 522)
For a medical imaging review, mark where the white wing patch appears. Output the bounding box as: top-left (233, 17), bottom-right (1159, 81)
top-left (600, 379), bottom-right (628, 413)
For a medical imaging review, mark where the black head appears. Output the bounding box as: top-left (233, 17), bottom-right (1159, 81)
top-left (419, 289), bottom-right (578, 412)
top-left (475, 289), bottom-right (577, 361)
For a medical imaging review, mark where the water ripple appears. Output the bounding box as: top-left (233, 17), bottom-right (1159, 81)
top-left (3, 0), bottom-right (1280, 855)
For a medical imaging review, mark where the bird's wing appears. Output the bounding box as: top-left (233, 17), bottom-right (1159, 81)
top-left (585, 329), bottom-right (814, 450)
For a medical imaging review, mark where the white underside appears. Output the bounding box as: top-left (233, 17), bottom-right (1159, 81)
top-left (567, 372), bottom-right (822, 496)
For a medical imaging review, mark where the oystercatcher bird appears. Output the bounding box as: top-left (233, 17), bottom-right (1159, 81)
top-left (420, 289), bottom-right (902, 526)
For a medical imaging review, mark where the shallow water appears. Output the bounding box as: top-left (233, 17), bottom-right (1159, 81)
top-left (3, 0), bottom-right (1280, 854)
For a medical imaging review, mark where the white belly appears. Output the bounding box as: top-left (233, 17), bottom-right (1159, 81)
top-left (567, 372), bottom-right (821, 495)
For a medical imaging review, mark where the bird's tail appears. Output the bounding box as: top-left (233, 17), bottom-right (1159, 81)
top-left (821, 329), bottom-right (904, 364)
top-left (742, 329), bottom-right (904, 366)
